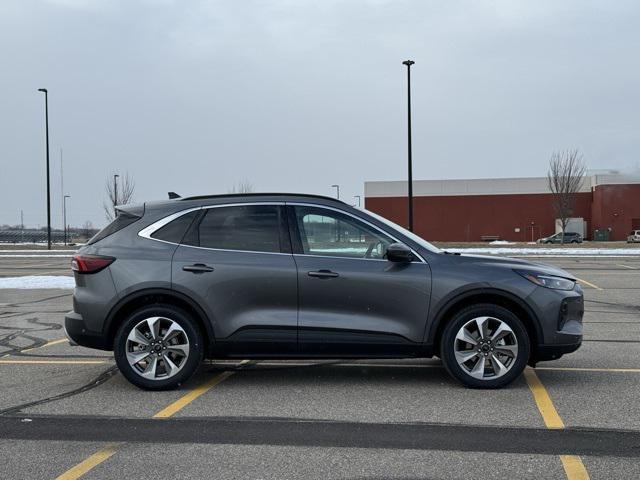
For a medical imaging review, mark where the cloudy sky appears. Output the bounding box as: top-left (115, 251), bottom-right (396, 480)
top-left (1, 0), bottom-right (639, 228)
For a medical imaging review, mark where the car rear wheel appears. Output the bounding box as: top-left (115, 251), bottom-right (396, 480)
top-left (440, 304), bottom-right (530, 389)
top-left (114, 305), bottom-right (203, 390)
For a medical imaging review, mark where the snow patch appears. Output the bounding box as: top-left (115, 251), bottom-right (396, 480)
top-left (489, 240), bottom-right (515, 245)
top-left (449, 248), bottom-right (640, 256)
top-left (0, 276), bottom-right (75, 289)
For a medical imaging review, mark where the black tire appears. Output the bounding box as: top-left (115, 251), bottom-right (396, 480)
top-left (114, 304), bottom-right (204, 390)
top-left (440, 304), bottom-right (530, 389)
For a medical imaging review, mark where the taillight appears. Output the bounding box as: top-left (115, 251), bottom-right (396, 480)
top-left (71, 255), bottom-right (115, 274)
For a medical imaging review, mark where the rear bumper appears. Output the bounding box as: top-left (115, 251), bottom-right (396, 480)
top-left (65, 310), bottom-right (111, 350)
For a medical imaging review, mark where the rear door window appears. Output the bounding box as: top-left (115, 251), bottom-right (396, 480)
top-left (184, 205), bottom-right (283, 253)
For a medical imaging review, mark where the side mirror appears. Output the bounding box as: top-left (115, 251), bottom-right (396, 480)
top-left (386, 242), bottom-right (414, 263)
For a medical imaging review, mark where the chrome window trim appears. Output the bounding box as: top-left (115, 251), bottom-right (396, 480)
top-left (286, 202), bottom-right (426, 263)
top-left (138, 202), bottom-right (286, 254)
top-left (138, 207), bottom-right (203, 241)
top-left (138, 200), bottom-right (426, 262)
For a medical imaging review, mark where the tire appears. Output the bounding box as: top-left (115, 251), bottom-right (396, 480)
top-left (114, 304), bottom-right (204, 390)
top-left (440, 304), bottom-right (530, 389)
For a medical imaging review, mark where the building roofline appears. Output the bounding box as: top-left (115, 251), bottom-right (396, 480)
top-left (365, 173), bottom-right (640, 198)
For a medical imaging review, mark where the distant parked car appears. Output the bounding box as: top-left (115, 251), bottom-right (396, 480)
top-left (628, 230), bottom-right (640, 243)
top-left (537, 232), bottom-right (583, 244)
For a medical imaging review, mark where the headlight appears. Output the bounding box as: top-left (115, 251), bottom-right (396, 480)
top-left (515, 270), bottom-right (576, 291)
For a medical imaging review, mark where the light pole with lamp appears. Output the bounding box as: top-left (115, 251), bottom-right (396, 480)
top-left (402, 60), bottom-right (415, 231)
top-left (331, 184), bottom-right (340, 200)
top-left (37, 88), bottom-right (52, 249)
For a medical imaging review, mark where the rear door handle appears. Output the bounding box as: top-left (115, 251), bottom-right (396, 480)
top-left (182, 263), bottom-right (214, 273)
top-left (308, 270), bottom-right (339, 278)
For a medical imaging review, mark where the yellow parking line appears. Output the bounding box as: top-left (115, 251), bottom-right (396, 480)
top-left (2, 360), bottom-right (638, 375)
top-left (55, 444), bottom-right (120, 480)
top-left (1, 338), bottom-right (69, 359)
top-left (617, 264), bottom-right (636, 270)
top-left (22, 338), bottom-right (68, 352)
top-left (559, 456), bottom-right (590, 480)
top-left (0, 360), bottom-right (109, 365)
top-left (536, 366), bottom-right (640, 373)
top-left (575, 277), bottom-right (603, 290)
top-left (153, 371), bottom-right (234, 418)
top-left (523, 368), bottom-right (564, 429)
top-left (524, 368), bottom-right (590, 479)
top-left (53, 368), bottom-right (238, 479)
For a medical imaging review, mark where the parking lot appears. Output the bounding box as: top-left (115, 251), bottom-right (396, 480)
top-left (1, 251), bottom-right (639, 479)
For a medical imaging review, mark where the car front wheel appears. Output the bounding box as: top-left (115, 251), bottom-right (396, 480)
top-left (114, 305), bottom-right (203, 390)
top-left (440, 304), bottom-right (530, 389)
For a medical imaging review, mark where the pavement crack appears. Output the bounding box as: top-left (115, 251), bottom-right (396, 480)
top-left (0, 366), bottom-right (119, 416)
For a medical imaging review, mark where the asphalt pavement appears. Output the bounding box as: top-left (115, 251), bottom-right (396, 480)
top-left (0, 251), bottom-right (639, 479)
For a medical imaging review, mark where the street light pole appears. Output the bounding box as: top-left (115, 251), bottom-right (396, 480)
top-left (38, 88), bottom-right (52, 249)
top-left (113, 174), bottom-right (119, 217)
top-left (402, 60), bottom-right (415, 232)
top-left (331, 184), bottom-right (340, 200)
top-left (63, 195), bottom-right (70, 245)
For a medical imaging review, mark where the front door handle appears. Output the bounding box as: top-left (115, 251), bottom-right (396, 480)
top-left (308, 270), bottom-right (339, 278)
top-left (182, 263), bottom-right (214, 273)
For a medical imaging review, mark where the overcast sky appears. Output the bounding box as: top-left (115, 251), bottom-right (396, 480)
top-left (1, 0), bottom-right (639, 228)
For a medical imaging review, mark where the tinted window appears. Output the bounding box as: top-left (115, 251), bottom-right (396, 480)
top-left (151, 211), bottom-right (200, 244)
top-left (87, 210), bottom-right (142, 245)
top-left (294, 206), bottom-right (392, 259)
top-left (188, 205), bottom-right (281, 253)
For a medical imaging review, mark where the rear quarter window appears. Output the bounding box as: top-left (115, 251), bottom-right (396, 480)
top-left (150, 211), bottom-right (200, 244)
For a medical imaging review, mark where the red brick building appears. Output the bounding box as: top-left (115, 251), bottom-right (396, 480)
top-left (364, 173), bottom-right (640, 242)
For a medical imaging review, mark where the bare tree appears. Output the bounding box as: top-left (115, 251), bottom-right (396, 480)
top-left (104, 172), bottom-right (135, 221)
top-left (228, 181), bottom-right (255, 194)
top-left (81, 220), bottom-right (94, 239)
top-left (547, 149), bottom-right (586, 244)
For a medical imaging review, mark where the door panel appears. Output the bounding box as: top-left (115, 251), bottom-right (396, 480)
top-left (290, 205), bottom-right (431, 356)
top-left (173, 247), bottom-right (298, 355)
top-left (172, 204), bottom-right (297, 355)
top-left (295, 255), bottom-right (430, 355)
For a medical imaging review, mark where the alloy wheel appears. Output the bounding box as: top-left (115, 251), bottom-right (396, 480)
top-left (125, 316), bottom-right (190, 380)
top-left (453, 316), bottom-right (518, 380)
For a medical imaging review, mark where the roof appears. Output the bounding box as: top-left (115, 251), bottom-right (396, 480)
top-left (365, 172), bottom-right (640, 198)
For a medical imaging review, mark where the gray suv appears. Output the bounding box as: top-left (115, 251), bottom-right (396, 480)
top-left (66, 193), bottom-right (583, 390)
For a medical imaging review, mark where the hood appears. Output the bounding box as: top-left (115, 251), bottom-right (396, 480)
top-left (445, 253), bottom-right (576, 280)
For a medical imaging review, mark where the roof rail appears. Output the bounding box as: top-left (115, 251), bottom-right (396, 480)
top-left (179, 192), bottom-right (347, 204)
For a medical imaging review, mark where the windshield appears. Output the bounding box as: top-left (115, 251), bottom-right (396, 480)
top-left (358, 207), bottom-right (442, 254)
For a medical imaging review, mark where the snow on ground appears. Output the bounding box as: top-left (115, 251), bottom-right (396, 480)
top-left (0, 276), bottom-right (75, 289)
top-left (489, 240), bottom-right (515, 245)
top-left (0, 254), bottom-right (74, 258)
top-left (0, 250), bottom-right (75, 253)
top-left (449, 247), bottom-right (640, 256)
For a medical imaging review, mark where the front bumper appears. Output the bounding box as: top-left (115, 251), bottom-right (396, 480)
top-left (534, 342), bottom-right (582, 362)
top-left (530, 286), bottom-right (584, 363)
top-left (65, 310), bottom-right (111, 350)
